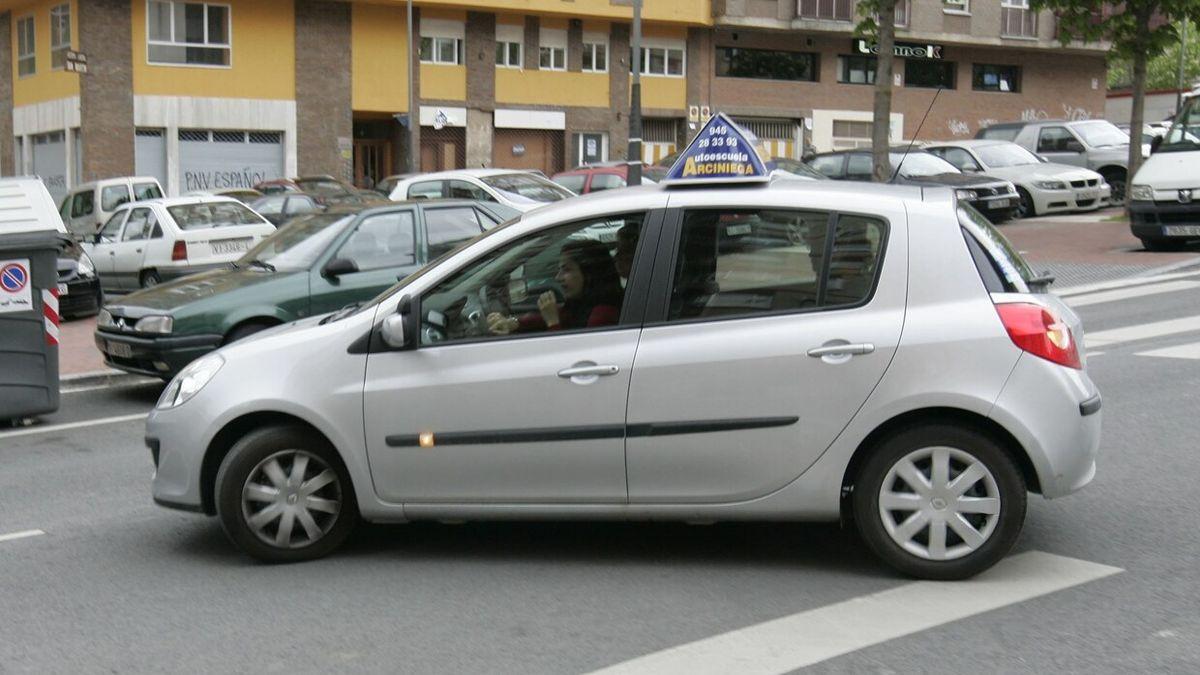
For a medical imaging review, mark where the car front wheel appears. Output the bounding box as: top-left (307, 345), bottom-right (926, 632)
top-left (215, 425), bottom-right (358, 562)
top-left (852, 424), bottom-right (1026, 580)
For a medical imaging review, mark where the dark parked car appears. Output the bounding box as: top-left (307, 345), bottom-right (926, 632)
top-left (807, 148), bottom-right (1021, 221)
top-left (248, 193), bottom-right (324, 226)
top-left (57, 238), bottom-right (103, 319)
top-left (94, 200), bottom-right (519, 378)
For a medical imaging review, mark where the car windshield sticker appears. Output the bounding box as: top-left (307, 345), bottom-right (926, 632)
top-left (665, 113), bottom-right (770, 185)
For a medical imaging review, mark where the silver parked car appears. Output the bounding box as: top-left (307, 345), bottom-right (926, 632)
top-left (147, 178), bottom-right (1101, 580)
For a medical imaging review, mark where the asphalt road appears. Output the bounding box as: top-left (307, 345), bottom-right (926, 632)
top-left (2, 272), bottom-right (1199, 674)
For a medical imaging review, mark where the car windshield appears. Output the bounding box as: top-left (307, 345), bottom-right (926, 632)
top-left (295, 179), bottom-right (352, 196)
top-left (1071, 120), bottom-right (1129, 148)
top-left (167, 201), bottom-right (267, 230)
top-left (976, 143), bottom-right (1041, 168)
top-left (236, 213), bottom-right (353, 271)
top-left (479, 173), bottom-right (574, 204)
top-left (1159, 96), bottom-right (1200, 153)
top-left (890, 152), bottom-right (960, 177)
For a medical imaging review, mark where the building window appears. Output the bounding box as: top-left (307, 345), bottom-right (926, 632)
top-left (717, 47), bottom-right (817, 82)
top-left (50, 5), bottom-right (71, 70)
top-left (17, 16), bottom-right (35, 77)
top-left (421, 37), bottom-right (463, 65)
top-left (832, 120), bottom-right (873, 149)
top-left (796, 0), bottom-right (855, 21)
top-left (972, 64), bottom-right (1020, 92)
top-left (574, 132), bottom-right (607, 165)
top-left (147, 1), bottom-right (231, 67)
top-left (495, 41), bottom-right (521, 68)
top-left (582, 42), bottom-right (607, 73)
top-left (944, 0), bottom-right (970, 13)
top-left (838, 55), bottom-right (876, 85)
top-left (539, 46), bottom-right (566, 70)
top-left (636, 46), bottom-right (684, 77)
top-left (905, 60), bottom-right (956, 89)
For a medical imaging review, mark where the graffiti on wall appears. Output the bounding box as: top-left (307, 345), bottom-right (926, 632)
top-left (183, 168), bottom-right (273, 192)
top-left (1019, 105), bottom-right (1095, 123)
top-left (947, 119), bottom-right (971, 137)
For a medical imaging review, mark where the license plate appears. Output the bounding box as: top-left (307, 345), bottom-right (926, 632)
top-left (1164, 225), bottom-right (1200, 236)
top-left (988, 199), bottom-right (1011, 209)
top-left (1077, 190), bottom-right (1098, 200)
top-left (57, 282), bottom-right (69, 296)
top-left (211, 238), bottom-right (252, 255)
top-left (106, 341), bottom-right (133, 358)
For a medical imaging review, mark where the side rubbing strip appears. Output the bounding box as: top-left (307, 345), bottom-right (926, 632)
top-left (385, 417), bottom-right (799, 448)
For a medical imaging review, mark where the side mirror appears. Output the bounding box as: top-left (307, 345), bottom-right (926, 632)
top-left (1151, 135), bottom-right (1163, 154)
top-left (92, 232), bottom-right (102, 244)
top-left (381, 295), bottom-right (412, 348)
top-left (321, 257), bottom-right (358, 279)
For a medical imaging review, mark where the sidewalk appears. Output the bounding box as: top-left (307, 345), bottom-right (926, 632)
top-left (58, 315), bottom-right (110, 378)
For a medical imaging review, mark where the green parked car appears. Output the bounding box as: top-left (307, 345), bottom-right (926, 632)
top-left (95, 200), bottom-right (518, 378)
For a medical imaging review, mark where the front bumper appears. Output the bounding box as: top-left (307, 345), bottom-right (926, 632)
top-left (147, 407), bottom-right (209, 513)
top-left (94, 329), bottom-right (222, 378)
top-left (971, 195), bottom-right (1020, 221)
top-left (58, 275), bottom-right (102, 318)
top-left (1128, 200), bottom-right (1200, 240)
top-left (1032, 184), bottom-right (1111, 215)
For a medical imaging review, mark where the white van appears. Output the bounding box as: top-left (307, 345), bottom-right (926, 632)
top-left (59, 176), bottom-right (164, 238)
top-left (1128, 90), bottom-right (1200, 251)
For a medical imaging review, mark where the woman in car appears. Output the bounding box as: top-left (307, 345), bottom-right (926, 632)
top-left (488, 239), bottom-right (623, 333)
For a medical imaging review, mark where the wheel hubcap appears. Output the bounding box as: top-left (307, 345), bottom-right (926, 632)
top-left (241, 450), bottom-right (342, 550)
top-left (878, 446), bottom-right (1001, 561)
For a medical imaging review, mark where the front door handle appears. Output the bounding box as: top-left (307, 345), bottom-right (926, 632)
top-left (807, 343), bottom-right (875, 358)
top-left (558, 364), bottom-right (620, 379)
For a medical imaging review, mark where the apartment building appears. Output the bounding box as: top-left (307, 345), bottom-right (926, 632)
top-left (1, 0), bottom-right (1105, 202)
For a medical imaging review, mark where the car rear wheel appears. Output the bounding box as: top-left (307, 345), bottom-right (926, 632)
top-left (140, 269), bottom-right (161, 288)
top-left (852, 424), bottom-right (1026, 580)
top-left (1015, 188), bottom-right (1036, 218)
top-left (215, 425), bottom-right (358, 562)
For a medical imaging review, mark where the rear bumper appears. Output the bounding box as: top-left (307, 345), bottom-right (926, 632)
top-left (94, 329), bottom-right (222, 378)
top-left (1129, 200), bottom-right (1200, 239)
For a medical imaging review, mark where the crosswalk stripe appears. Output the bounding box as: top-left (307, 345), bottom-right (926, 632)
top-left (1135, 341), bottom-right (1200, 361)
top-left (1056, 269), bottom-right (1200, 297)
top-left (1086, 315), bottom-right (1200, 348)
top-left (588, 552), bottom-right (1121, 675)
top-left (1065, 280), bottom-right (1200, 308)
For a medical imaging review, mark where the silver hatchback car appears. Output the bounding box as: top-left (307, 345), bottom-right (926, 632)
top-left (147, 178), bottom-right (1101, 580)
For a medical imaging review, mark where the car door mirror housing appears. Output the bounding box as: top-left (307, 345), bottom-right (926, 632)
top-left (1150, 135), bottom-right (1163, 154)
top-left (322, 257), bottom-right (358, 278)
top-left (381, 312), bottom-right (407, 348)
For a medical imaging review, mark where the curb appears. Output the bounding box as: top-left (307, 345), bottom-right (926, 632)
top-left (60, 369), bottom-right (155, 389)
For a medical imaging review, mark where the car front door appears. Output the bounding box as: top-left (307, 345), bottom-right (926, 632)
top-left (625, 201), bottom-right (907, 503)
top-left (1036, 126), bottom-right (1087, 167)
top-left (308, 209), bottom-right (422, 316)
top-left (91, 211), bottom-right (128, 290)
top-left (362, 209), bottom-right (660, 504)
top-left (112, 207), bottom-right (154, 289)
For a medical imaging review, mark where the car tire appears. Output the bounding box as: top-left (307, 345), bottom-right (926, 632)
top-left (1140, 237), bottom-right (1188, 252)
top-left (852, 424), bottom-right (1026, 580)
top-left (224, 321), bottom-right (276, 345)
top-left (1015, 188), bottom-right (1036, 219)
top-left (140, 269), bottom-right (161, 288)
top-left (1101, 169), bottom-right (1126, 205)
top-left (215, 425), bottom-right (358, 563)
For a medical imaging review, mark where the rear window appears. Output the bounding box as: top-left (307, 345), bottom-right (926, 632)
top-left (977, 126), bottom-right (1022, 142)
top-left (553, 174), bottom-right (587, 194)
top-left (101, 185), bottom-right (131, 211)
top-left (134, 183), bottom-right (162, 200)
top-left (959, 203), bottom-right (1036, 293)
top-left (168, 201), bottom-right (267, 230)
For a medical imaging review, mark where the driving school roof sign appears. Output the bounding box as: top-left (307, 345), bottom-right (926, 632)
top-left (664, 113), bottom-right (769, 185)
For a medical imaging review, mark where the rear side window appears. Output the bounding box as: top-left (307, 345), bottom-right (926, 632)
top-left (978, 126), bottom-right (1021, 142)
top-left (101, 185), bottom-right (131, 211)
top-left (134, 183), bottom-right (162, 200)
top-left (553, 174), bottom-right (586, 193)
top-left (408, 181), bottom-right (445, 200)
top-left (168, 202), bottom-right (266, 230)
top-left (959, 204), bottom-right (1036, 292)
top-left (71, 191), bottom-right (95, 218)
top-left (425, 206), bottom-right (485, 258)
top-left (666, 209), bottom-right (886, 321)
top-left (590, 174), bottom-right (626, 192)
top-left (809, 155), bottom-right (844, 178)
top-left (286, 196), bottom-right (320, 214)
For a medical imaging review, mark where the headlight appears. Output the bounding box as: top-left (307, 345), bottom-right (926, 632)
top-left (955, 189), bottom-right (978, 200)
top-left (76, 253), bottom-right (95, 277)
top-left (1034, 180), bottom-right (1068, 190)
top-left (97, 309), bottom-right (114, 329)
top-left (134, 315), bottom-right (174, 334)
top-left (156, 353), bottom-right (224, 410)
top-left (1129, 184), bottom-right (1155, 201)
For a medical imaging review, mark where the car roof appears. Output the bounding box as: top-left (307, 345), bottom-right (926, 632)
top-left (924, 139), bottom-right (1008, 149)
top-left (399, 168), bottom-right (534, 182)
top-left (71, 176), bottom-right (161, 190)
top-left (117, 195), bottom-right (244, 209)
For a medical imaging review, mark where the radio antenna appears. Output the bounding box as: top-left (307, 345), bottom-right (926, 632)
top-left (890, 87), bottom-right (943, 183)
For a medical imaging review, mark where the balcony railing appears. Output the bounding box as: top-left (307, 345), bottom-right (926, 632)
top-left (796, 0), bottom-right (908, 27)
top-left (1001, 6), bottom-right (1039, 38)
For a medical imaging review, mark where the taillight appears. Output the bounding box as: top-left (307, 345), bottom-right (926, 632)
top-left (995, 302), bottom-right (1081, 370)
top-left (171, 241), bottom-right (188, 261)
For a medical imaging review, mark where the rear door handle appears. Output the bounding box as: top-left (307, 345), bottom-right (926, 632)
top-left (807, 343), bottom-right (875, 358)
top-left (558, 364), bottom-right (620, 378)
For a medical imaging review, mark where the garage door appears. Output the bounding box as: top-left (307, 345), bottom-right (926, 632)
top-left (135, 129), bottom-right (168, 190)
top-left (31, 131), bottom-right (67, 204)
top-left (179, 129), bottom-right (284, 193)
top-left (420, 127), bottom-right (465, 173)
top-left (733, 118), bottom-right (800, 160)
top-left (492, 129), bottom-right (563, 175)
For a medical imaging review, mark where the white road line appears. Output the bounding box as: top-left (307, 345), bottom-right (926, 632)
top-left (1086, 315), bottom-right (1200, 348)
top-left (0, 529), bottom-right (45, 543)
top-left (0, 413), bottom-right (148, 441)
top-left (1065, 280), bottom-right (1200, 308)
top-left (1135, 341), bottom-right (1200, 361)
top-left (588, 552), bottom-right (1121, 675)
top-left (1057, 269), bottom-right (1200, 297)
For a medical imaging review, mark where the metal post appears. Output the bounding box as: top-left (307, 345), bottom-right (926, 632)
top-left (1177, 19), bottom-right (1189, 116)
top-left (627, 0), bottom-right (643, 186)
top-left (407, 0), bottom-right (417, 173)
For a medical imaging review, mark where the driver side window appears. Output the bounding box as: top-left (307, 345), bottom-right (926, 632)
top-left (99, 212), bottom-right (126, 242)
top-left (419, 212), bottom-right (646, 346)
top-left (335, 211), bottom-right (417, 272)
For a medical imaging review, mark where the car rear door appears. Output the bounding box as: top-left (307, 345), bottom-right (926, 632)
top-left (91, 211), bottom-right (128, 289)
top-left (308, 209), bottom-right (422, 316)
top-left (112, 207), bottom-right (155, 289)
top-left (624, 193), bottom-right (908, 503)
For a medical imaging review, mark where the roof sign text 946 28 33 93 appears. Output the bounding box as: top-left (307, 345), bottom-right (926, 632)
top-left (664, 113), bottom-right (769, 186)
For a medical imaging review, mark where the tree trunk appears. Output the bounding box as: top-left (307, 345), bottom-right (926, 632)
top-left (1126, 12), bottom-right (1150, 205)
top-left (872, 2), bottom-right (897, 182)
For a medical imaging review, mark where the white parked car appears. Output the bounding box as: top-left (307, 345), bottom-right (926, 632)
top-left (388, 169), bottom-right (575, 213)
top-left (59, 176), bottom-right (164, 238)
top-left (85, 196), bottom-right (275, 291)
top-left (926, 140), bottom-right (1111, 218)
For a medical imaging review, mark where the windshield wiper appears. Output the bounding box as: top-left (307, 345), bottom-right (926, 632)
top-left (247, 259), bottom-right (276, 272)
top-left (319, 301), bottom-right (362, 325)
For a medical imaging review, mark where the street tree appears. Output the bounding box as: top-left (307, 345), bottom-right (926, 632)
top-left (1108, 19), bottom-right (1199, 93)
top-left (1038, 0), bottom-right (1200, 187)
top-left (855, 0), bottom-right (899, 182)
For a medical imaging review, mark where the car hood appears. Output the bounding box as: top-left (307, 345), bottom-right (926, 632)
top-left (1087, 147), bottom-right (1131, 164)
top-left (982, 163), bottom-right (1099, 183)
top-left (900, 172), bottom-right (1005, 188)
top-left (107, 266), bottom-right (300, 313)
top-left (1133, 153), bottom-right (1200, 190)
